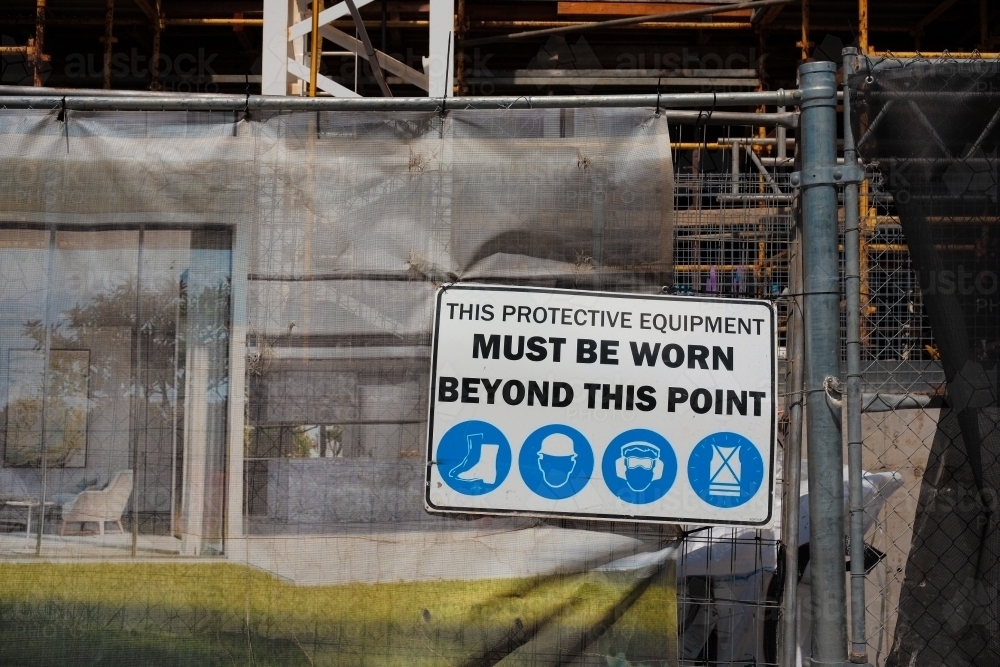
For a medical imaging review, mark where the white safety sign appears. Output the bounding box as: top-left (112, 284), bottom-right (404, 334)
top-left (425, 285), bottom-right (777, 525)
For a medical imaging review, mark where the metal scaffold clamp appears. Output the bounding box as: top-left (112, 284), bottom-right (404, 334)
top-left (790, 164), bottom-right (865, 188)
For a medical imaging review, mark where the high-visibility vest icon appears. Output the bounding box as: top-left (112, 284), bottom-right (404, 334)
top-left (709, 445), bottom-right (742, 497)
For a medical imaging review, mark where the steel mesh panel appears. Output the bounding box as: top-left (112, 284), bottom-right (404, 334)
top-left (850, 56), bottom-right (1000, 667)
top-left (672, 169), bottom-right (793, 666)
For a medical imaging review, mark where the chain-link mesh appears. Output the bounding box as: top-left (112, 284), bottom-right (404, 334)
top-left (850, 55), bottom-right (1000, 667)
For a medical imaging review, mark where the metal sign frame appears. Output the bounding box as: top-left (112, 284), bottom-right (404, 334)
top-left (424, 284), bottom-right (777, 526)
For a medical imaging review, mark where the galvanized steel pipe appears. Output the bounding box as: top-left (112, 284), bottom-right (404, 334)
top-left (0, 91), bottom-right (801, 129)
top-left (798, 60), bottom-right (849, 667)
top-left (0, 96), bottom-right (799, 127)
top-left (842, 46), bottom-right (869, 665)
top-left (0, 88), bottom-right (802, 108)
top-left (780, 180), bottom-right (805, 667)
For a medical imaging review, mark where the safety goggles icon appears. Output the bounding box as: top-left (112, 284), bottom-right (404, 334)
top-left (615, 442), bottom-right (665, 486)
top-left (625, 456), bottom-right (655, 470)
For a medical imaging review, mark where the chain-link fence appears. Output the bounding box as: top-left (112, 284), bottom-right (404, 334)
top-left (849, 55), bottom-right (1000, 667)
top-left (2, 83), bottom-right (966, 665)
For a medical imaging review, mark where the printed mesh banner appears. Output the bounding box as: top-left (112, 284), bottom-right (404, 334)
top-left (0, 106), bottom-right (679, 665)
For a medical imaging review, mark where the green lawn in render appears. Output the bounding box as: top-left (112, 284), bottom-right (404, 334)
top-left (0, 561), bottom-right (676, 666)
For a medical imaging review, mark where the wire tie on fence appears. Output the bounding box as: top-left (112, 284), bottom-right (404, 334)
top-left (777, 290), bottom-right (842, 299)
top-left (780, 385), bottom-right (835, 401)
top-left (60, 97), bottom-right (70, 152)
top-left (824, 376), bottom-right (844, 411)
top-left (243, 74), bottom-right (252, 121)
top-left (504, 96), bottom-right (531, 111)
top-left (438, 31), bottom-right (453, 115)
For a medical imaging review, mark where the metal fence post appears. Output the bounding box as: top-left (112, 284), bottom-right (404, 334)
top-left (841, 46), bottom-right (870, 666)
top-left (796, 60), bottom-right (849, 667)
top-left (780, 173), bottom-right (805, 667)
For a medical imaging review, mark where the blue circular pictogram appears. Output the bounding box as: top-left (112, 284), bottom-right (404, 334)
top-left (601, 429), bottom-right (677, 505)
top-left (518, 424), bottom-right (594, 500)
top-left (687, 432), bottom-right (765, 508)
top-left (436, 420), bottom-right (512, 496)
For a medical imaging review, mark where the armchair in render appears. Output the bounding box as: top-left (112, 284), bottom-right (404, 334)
top-left (59, 470), bottom-right (133, 536)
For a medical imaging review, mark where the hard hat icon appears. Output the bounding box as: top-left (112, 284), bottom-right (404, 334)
top-left (536, 432), bottom-right (578, 489)
top-left (538, 432), bottom-right (576, 457)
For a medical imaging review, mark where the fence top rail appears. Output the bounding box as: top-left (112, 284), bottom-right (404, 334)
top-left (0, 87), bottom-right (803, 112)
top-left (0, 97), bottom-right (799, 127)
top-left (861, 55), bottom-right (1000, 65)
top-left (853, 57), bottom-right (1000, 76)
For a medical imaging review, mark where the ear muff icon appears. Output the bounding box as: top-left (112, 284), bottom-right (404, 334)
top-left (615, 443), bottom-right (664, 480)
